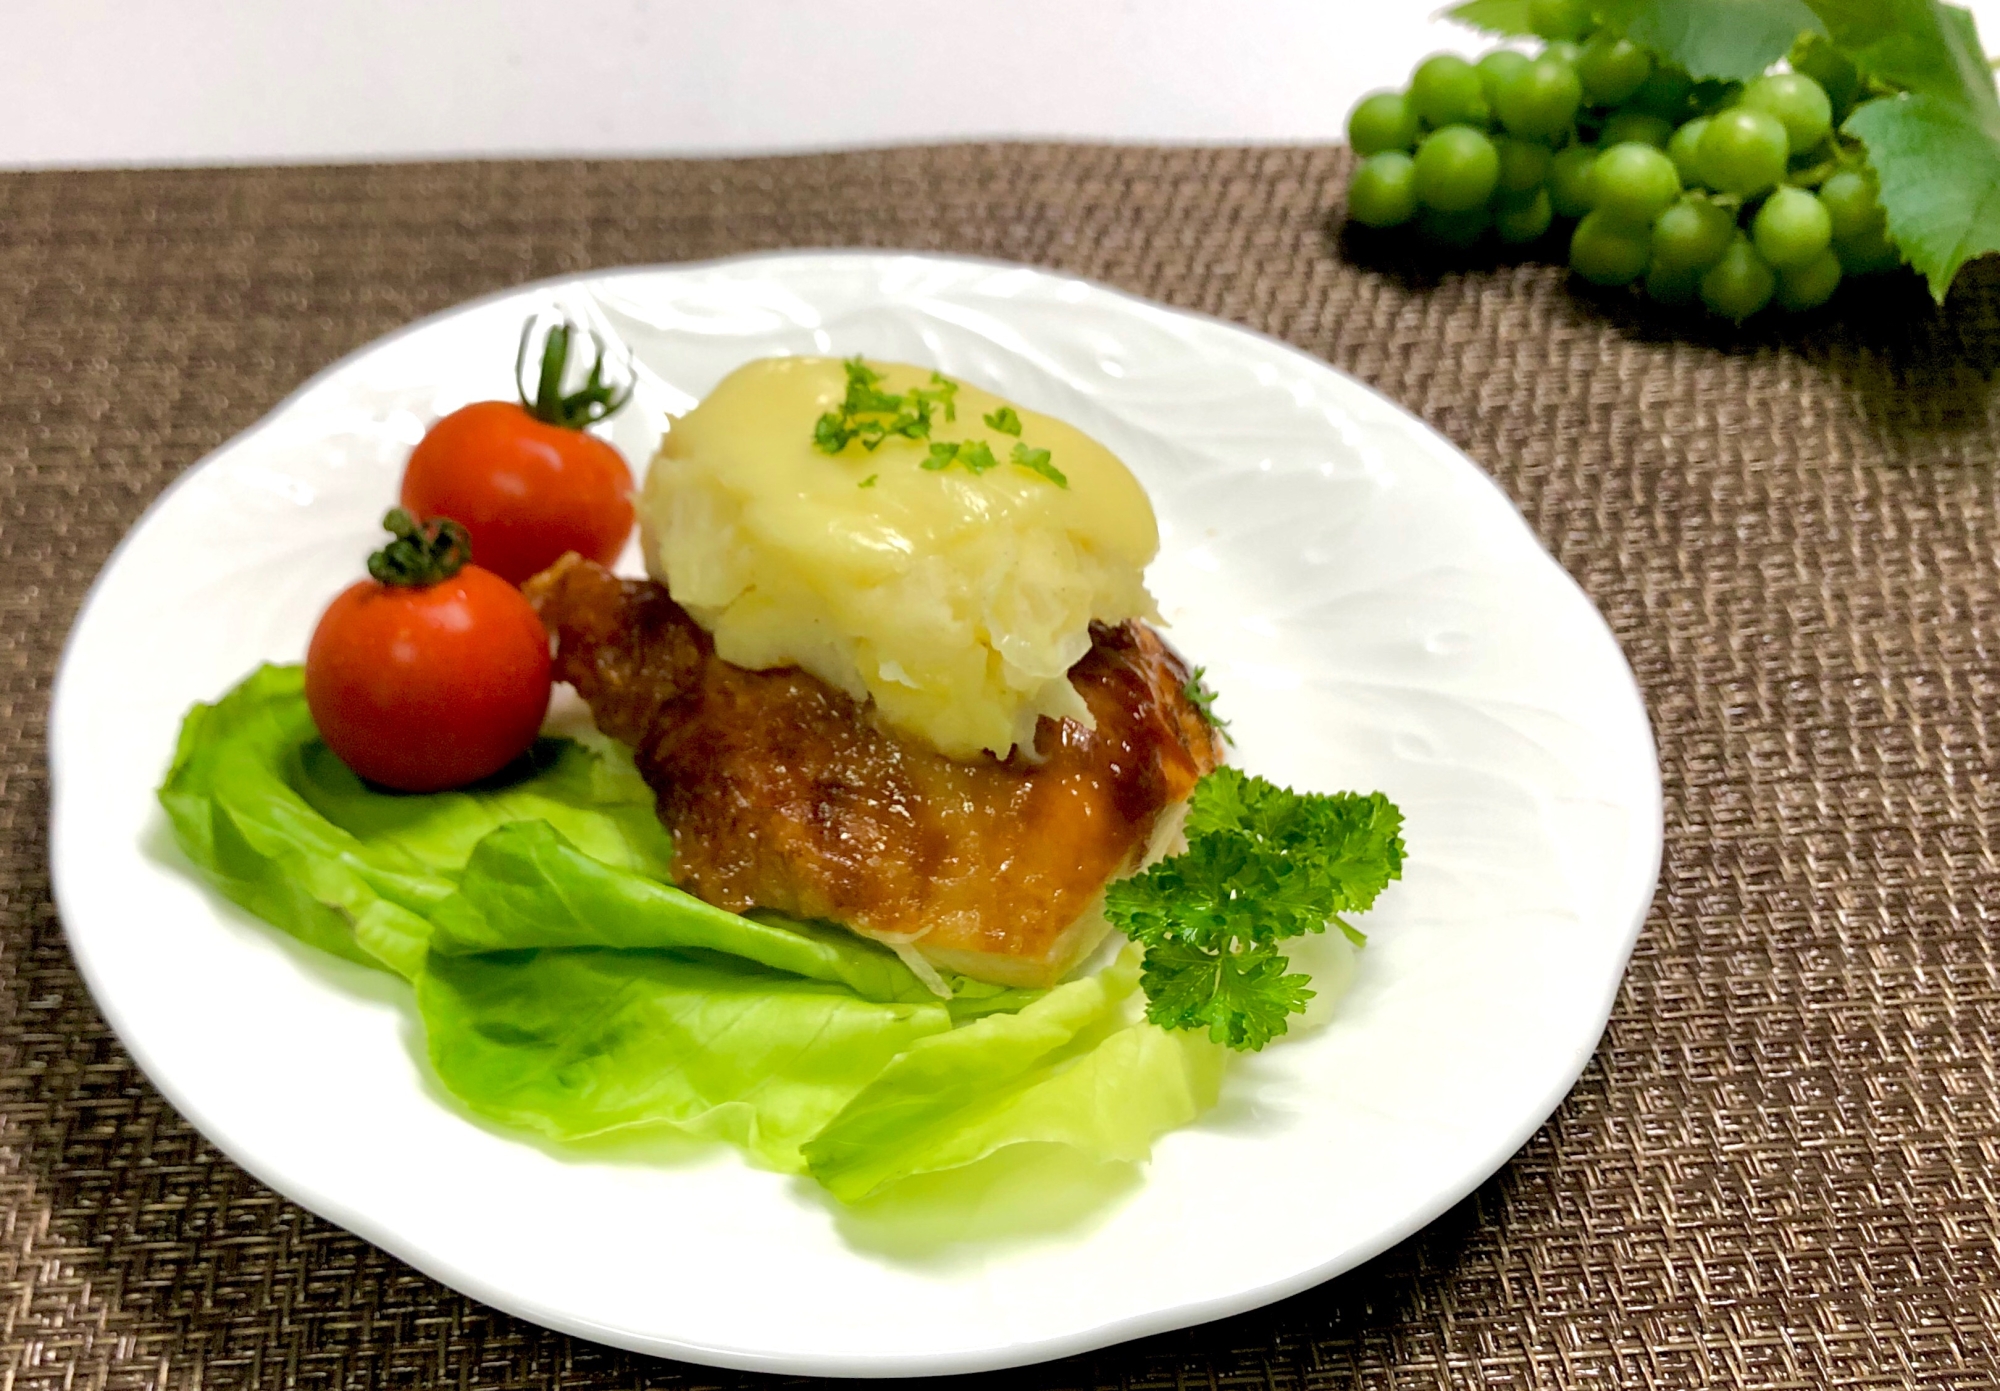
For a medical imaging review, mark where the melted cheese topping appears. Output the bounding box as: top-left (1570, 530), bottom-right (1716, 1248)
top-left (639, 356), bottom-right (1160, 760)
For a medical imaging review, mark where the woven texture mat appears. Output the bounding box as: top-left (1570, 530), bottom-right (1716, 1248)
top-left (3, 145), bottom-right (1998, 1390)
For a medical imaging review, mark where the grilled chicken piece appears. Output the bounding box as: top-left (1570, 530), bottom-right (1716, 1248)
top-left (526, 556), bottom-right (1225, 988)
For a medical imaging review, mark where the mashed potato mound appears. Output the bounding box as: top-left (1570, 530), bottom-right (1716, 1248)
top-left (639, 356), bottom-right (1161, 760)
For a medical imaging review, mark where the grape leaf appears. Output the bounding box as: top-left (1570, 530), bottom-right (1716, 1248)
top-left (1805, 0), bottom-right (2000, 299)
top-left (1442, 0), bottom-right (1537, 36)
top-left (1599, 0), bottom-right (1825, 80)
top-left (1844, 95), bottom-right (2000, 300)
top-left (1804, 0), bottom-right (1997, 101)
top-left (1939, 4), bottom-right (1991, 82)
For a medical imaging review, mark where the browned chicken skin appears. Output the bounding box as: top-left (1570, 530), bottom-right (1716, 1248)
top-left (526, 556), bottom-right (1225, 987)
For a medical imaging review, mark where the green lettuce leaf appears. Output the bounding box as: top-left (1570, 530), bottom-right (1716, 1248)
top-left (426, 820), bottom-right (1041, 1016)
top-left (429, 819), bottom-right (937, 1003)
top-left (293, 731), bottom-right (672, 886)
top-left (415, 822), bottom-right (1071, 1173)
top-left (160, 664), bottom-right (457, 977)
top-left (803, 949), bottom-right (1226, 1202)
top-left (419, 948), bottom-right (952, 1169)
top-left (158, 664), bottom-right (673, 978)
top-left (161, 666), bottom-right (1230, 1199)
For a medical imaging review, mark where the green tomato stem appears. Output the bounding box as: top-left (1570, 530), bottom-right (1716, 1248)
top-left (367, 508), bottom-right (473, 587)
top-left (514, 316), bottom-right (634, 430)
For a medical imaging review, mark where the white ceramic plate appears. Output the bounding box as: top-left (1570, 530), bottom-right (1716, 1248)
top-left (51, 252), bottom-right (1660, 1377)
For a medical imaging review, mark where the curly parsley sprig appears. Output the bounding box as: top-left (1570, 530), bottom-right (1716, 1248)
top-left (1104, 768), bottom-right (1406, 1051)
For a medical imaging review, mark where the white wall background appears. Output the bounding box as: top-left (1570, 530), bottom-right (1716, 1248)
top-left (8, 1), bottom-right (1999, 170)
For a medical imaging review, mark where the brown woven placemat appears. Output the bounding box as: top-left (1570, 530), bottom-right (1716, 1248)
top-left (2, 144), bottom-right (1997, 1389)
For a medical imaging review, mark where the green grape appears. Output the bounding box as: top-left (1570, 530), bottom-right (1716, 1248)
top-left (1548, 145), bottom-right (1599, 218)
top-left (1699, 234), bottom-right (1776, 320)
top-left (1629, 65), bottom-right (1696, 122)
top-left (1776, 248), bottom-right (1843, 310)
top-left (1644, 264), bottom-right (1701, 306)
top-left (1818, 168), bottom-right (1885, 244)
top-left (1835, 222), bottom-right (1903, 275)
top-left (1495, 136), bottom-right (1553, 193)
top-left (1697, 108), bottom-right (1789, 196)
top-left (1543, 40), bottom-right (1584, 66)
top-left (1650, 195), bottom-right (1735, 275)
top-left (1600, 111), bottom-right (1673, 149)
top-left (1478, 49), bottom-right (1533, 105)
top-left (1496, 187), bottom-right (1554, 243)
top-left (1751, 186), bottom-right (1832, 269)
top-left (1667, 117), bottom-right (1710, 185)
top-left (1569, 209), bottom-right (1651, 285)
top-left (1791, 32), bottom-right (1861, 120)
top-left (1592, 143), bottom-right (1681, 223)
top-left (1419, 205), bottom-right (1492, 248)
top-left (1348, 152), bottom-right (1419, 227)
top-left (1495, 55), bottom-right (1584, 141)
top-left (1348, 91), bottom-right (1420, 156)
top-left (1413, 126), bottom-right (1501, 211)
top-left (1578, 35), bottom-right (1653, 106)
top-left (1528, 0), bottom-right (1591, 42)
top-left (1411, 54), bottom-right (1490, 129)
top-left (1740, 73), bottom-right (1832, 153)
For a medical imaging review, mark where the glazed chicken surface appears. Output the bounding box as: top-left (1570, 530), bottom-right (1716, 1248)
top-left (526, 556), bottom-right (1225, 988)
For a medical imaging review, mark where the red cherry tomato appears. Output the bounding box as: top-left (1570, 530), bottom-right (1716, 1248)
top-left (305, 562), bottom-right (552, 793)
top-left (401, 399), bottom-right (633, 586)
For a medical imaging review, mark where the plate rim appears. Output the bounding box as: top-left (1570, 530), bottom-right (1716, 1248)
top-left (49, 248), bottom-right (1664, 1377)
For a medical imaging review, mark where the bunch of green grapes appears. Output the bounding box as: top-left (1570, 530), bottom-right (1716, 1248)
top-left (1343, 0), bottom-right (1906, 320)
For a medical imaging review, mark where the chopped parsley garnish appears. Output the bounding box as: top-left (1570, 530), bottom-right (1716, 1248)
top-left (1104, 768), bottom-right (1405, 1051)
top-left (858, 474), bottom-right (878, 488)
top-left (1009, 443), bottom-right (1067, 488)
top-left (924, 439), bottom-right (999, 474)
top-left (912, 371), bottom-right (958, 421)
top-left (813, 358), bottom-right (958, 454)
top-left (814, 358), bottom-right (1066, 487)
top-left (1183, 667), bottom-right (1234, 746)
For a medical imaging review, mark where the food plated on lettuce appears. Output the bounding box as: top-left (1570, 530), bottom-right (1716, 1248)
top-left (158, 325), bottom-right (1405, 1204)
